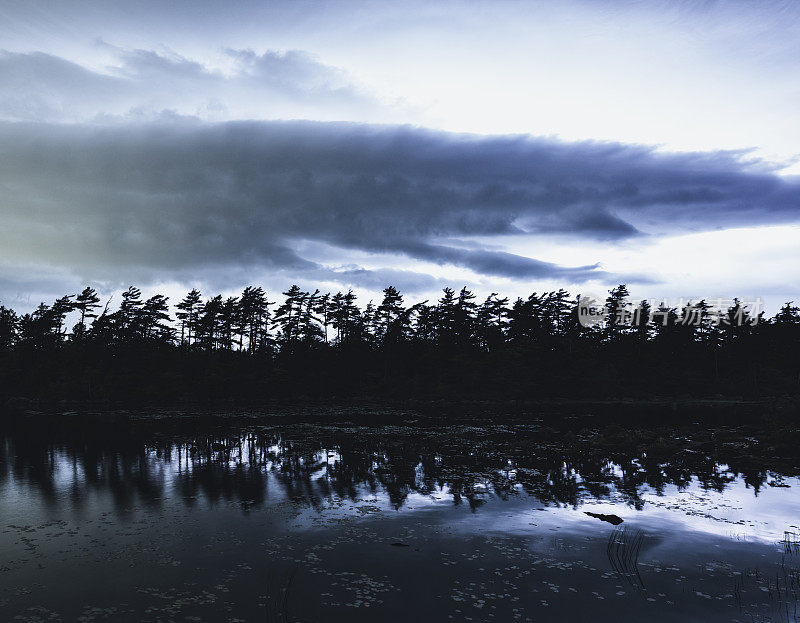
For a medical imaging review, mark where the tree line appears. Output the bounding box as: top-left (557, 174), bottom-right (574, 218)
top-left (0, 283), bottom-right (798, 404)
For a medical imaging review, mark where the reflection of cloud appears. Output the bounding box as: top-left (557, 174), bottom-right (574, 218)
top-left (445, 478), bottom-right (800, 546)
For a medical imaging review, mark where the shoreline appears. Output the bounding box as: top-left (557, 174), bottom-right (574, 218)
top-left (4, 395), bottom-right (798, 423)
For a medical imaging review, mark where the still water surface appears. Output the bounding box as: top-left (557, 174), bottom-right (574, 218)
top-left (2, 413), bottom-right (800, 622)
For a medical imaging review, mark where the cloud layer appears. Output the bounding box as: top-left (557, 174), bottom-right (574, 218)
top-left (1, 119), bottom-right (798, 292)
top-left (0, 47), bottom-right (387, 124)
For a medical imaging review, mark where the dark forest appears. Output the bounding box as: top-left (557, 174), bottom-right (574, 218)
top-left (1, 284), bottom-right (798, 406)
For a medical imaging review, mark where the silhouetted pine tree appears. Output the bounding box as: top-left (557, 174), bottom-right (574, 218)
top-left (0, 306), bottom-right (18, 350)
top-left (377, 286), bottom-right (404, 342)
top-left (175, 289), bottom-right (202, 346)
top-left (73, 287), bottom-right (101, 340)
top-left (273, 285), bottom-right (306, 345)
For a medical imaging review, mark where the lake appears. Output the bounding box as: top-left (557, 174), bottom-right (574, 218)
top-left (1, 410), bottom-right (799, 622)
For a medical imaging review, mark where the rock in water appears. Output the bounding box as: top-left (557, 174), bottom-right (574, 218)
top-left (585, 511), bottom-right (624, 525)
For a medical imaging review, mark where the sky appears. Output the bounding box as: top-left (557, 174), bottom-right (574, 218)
top-left (0, 0), bottom-right (798, 312)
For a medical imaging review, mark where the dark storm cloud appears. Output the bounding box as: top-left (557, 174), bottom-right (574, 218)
top-left (0, 120), bottom-right (798, 288)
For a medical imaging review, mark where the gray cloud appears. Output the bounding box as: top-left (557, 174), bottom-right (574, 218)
top-left (0, 52), bottom-right (122, 122)
top-left (0, 47), bottom-right (384, 123)
top-left (0, 120), bottom-right (798, 291)
top-left (309, 267), bottom-right (447, 294)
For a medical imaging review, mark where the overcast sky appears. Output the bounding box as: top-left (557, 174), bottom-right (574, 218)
top-left (1, 0), bottom-right (798, 311)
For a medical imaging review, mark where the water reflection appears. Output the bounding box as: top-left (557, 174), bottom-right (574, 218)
top-left (1, 417), bottom-right (795, 515)
top-left (2, 414), bottom-right (800, 622)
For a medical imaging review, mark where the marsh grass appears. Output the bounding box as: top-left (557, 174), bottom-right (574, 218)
top-left (606, 526), bottom-right (645, 593)
top-left (766, 556), bottom-right (800, 622)
top-left (265, 565), bottom-right (297, 623)
top-left (784, 531), bottom-right (800, 556)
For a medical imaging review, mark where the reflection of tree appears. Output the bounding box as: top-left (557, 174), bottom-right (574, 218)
top-left (1, 420), bottom-right (795, 515)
